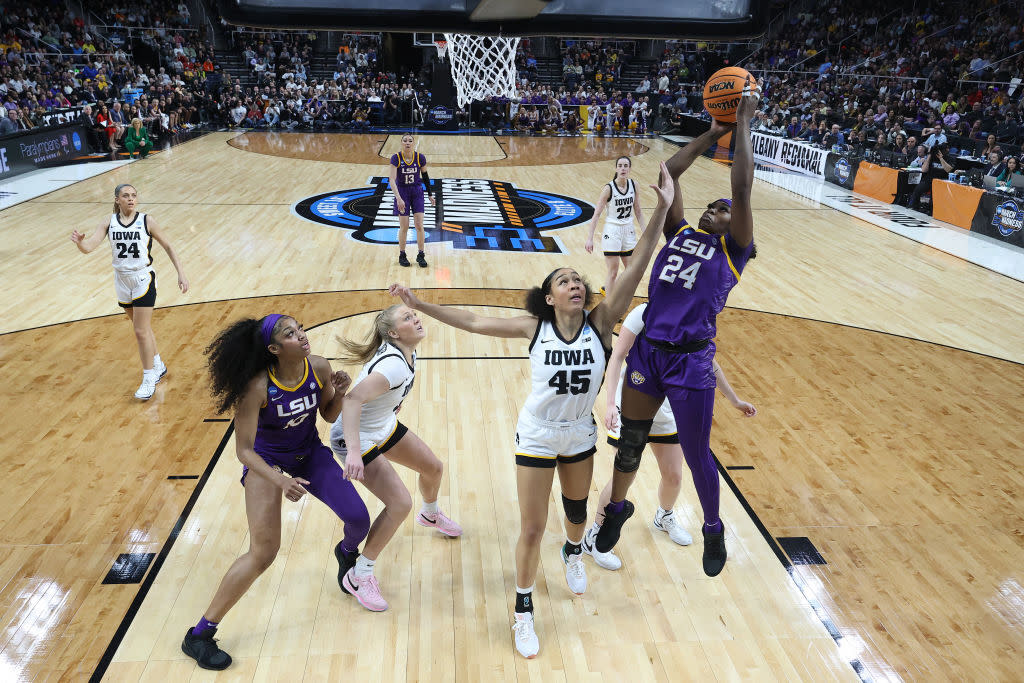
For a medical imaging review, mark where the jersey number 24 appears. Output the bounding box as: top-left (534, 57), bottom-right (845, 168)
top-left (115, 242), bottom-right (140, 259)
top-left (658, 255), bottom-right (700, 289)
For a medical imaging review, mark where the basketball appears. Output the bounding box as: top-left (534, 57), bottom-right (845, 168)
top-left (702, 66), bottom-right (751, 123)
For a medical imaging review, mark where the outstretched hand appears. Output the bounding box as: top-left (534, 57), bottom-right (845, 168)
top-left (735, 75), bottom-right (763, 124)
top-left (389, 283), bottom-right (420, 309)
top-left (650, 161), bottom-right (674, 208)
top-left (70, 230), bottom-right (85, 245)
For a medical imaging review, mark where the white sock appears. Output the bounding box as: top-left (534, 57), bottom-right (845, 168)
top-left (516, 584), bottom-right (535, 595)
top-left (143, 367), bottom-right (157, 378)
top-left (421, 500), bottom-right (439, 517)
top-left (589, 521), bottom-right (602, 534)
top-left (354, 555), bottom-right (375, 578)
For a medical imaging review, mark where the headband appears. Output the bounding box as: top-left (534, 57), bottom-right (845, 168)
top-left (709, 198), bottom-right (732, 208)
top-left (260, 314), bottom-right (285, 347)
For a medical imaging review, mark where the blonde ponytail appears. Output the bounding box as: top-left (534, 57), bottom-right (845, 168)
top-left (336, 305), bottom-right (402, 365)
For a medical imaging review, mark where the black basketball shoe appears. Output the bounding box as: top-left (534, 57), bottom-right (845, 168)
top-left (702, 527), bottom-right (727, 577)
top-left (416, 251), bottom-right (428, 267)
top-left (182, 626), bottom-right (232, 670)
top-left (594, 499), bottom-right (634, 553)
top-left (398, 251), bottom-right (410, 267)
top-left (335, 542), bottom-right (359, 595)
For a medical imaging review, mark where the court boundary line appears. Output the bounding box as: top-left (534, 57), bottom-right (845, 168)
top-left (89, 422), bottom-right (235, 682)
top-left (7, 288), bottom-right (1020, 368)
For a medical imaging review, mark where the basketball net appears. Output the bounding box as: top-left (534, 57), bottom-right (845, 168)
top-left (434, 39), bottom-right (448, 62)
top-left (443, 33), bottom-right (520, 108)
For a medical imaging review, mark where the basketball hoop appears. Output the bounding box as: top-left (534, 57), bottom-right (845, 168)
top-left (443, 33), bottom-right (520, 108)
top-left (434, 39), bottom-right (448, 62)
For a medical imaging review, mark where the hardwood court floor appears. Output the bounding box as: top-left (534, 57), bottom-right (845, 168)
top-left (227, 132), bottom-right (650, 166)
top-left (0, 132), bottom-right (1022, 681)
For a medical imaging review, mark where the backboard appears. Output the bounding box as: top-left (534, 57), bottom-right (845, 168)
top-left (216, 0), bottom-right (770, 39)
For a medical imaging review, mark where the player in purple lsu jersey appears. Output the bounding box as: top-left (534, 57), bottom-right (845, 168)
top-left (389, 133), bottom-right (435, 267)
top-left (595, 77), bottom-right (762, 577)
top-left (181, 314), bottom-right (370, 670)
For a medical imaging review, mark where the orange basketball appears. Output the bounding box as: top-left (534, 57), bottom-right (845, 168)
top-left (702, 66), bottom-right (751, 123)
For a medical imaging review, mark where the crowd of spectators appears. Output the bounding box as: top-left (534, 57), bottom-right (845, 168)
top-left (3, 0), bottom-right (1024, 171)
top-left (214, 31), bottom-right (434, 130)
top-left (1, 0), bottom-right (218, 148)
top-left (744, 3), bottom-right (1021, 142)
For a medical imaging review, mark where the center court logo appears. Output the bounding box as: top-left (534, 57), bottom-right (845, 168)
top-left (293, 177), bottom-right (594, 254)
top-left (992, 200), bottom-right (1024, 236)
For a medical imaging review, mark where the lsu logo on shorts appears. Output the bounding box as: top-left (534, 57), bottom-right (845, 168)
top-left (630, 370), bottom-right (646, 385)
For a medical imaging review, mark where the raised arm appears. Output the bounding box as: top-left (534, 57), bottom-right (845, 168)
top-left (69, 218), bottom-right (109, 254)
top-left (147, 216), bottom-right (189, 293)
top-left (389, 284), bottom-right (536, 339)
top-left (603, 322), bottom-right (638, 431)
top-left (585, 184), bottom-right (612, 254)
top-left (729, 77), bottom-right (761, 248)
top-left (590, 161), bottom-right (672, 338)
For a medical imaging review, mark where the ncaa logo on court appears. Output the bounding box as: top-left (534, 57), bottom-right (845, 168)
top-left (293, 177), bottom-right (594, 254)
top-left (992, 200), bottom-right (1024, 237)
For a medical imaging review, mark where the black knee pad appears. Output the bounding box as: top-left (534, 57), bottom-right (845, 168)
top-left (561, 494), bottom-right (588, 525)
top-left (614, 417), bottom-right (653, 474)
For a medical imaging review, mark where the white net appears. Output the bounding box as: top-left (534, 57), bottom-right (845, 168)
top-left (443, 33), bottom-right (520, 108)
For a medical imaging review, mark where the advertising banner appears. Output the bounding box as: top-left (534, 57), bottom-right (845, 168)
top-left (824, 152), bottom-right (860, 190)
top-left (0, 124), bottom-right (93, 181)
top-left (971, 191), bottom-right (1024, 248)
top-left (750, 132), bottom-right (827, 177)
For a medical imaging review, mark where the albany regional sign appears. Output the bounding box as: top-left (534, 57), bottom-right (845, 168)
top-left (751, 131), bottom-right (827, 177)
top-left (294, 177), bottom-right (594, 254)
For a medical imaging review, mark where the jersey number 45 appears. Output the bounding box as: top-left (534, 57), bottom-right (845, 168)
top-left (548, 369), bottom-right (591, 395)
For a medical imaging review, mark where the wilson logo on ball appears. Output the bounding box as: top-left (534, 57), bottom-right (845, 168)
top-left (707, 98), bottom-right (741, 111)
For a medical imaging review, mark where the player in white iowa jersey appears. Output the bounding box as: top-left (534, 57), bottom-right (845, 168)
top-left (389, 160), bottom-right (674, 660)
top-left (329, 304), bottom-right (461, 612)
top-left (584, 156), bottom-right (645, 297)
top-left (70, 184), bottom-right (189, 400)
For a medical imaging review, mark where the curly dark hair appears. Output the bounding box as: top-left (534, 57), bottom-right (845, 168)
top-left (524, 268), bottom-right (593, 322)
top-left (205, 317), bottom-right (278, 414)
